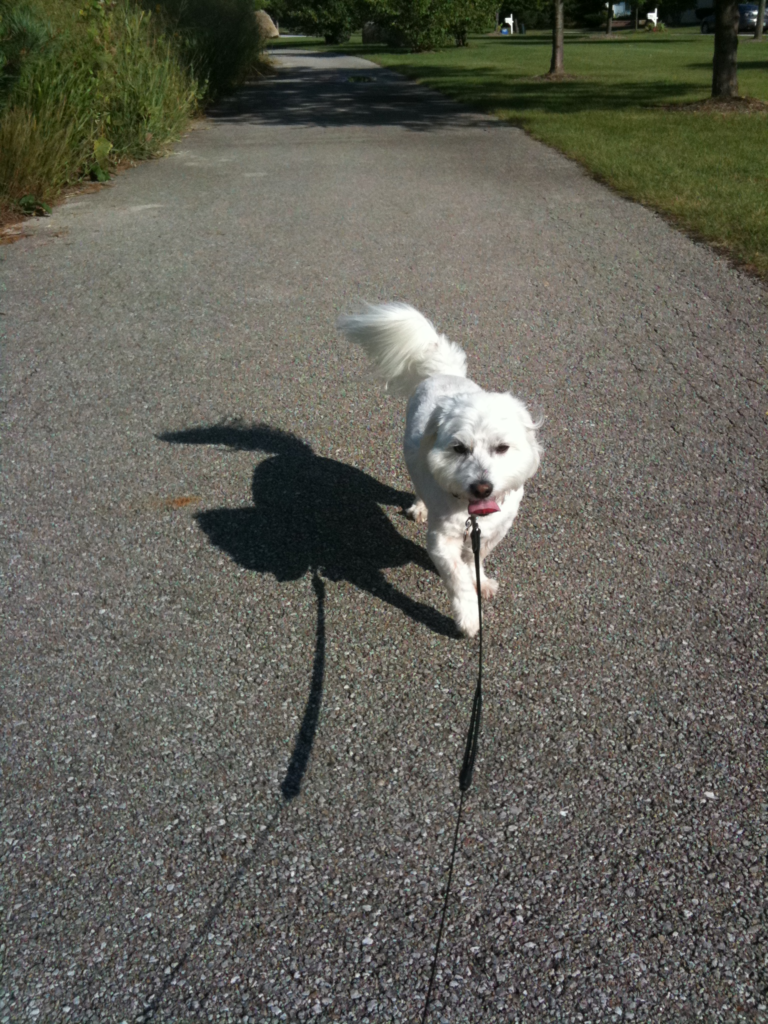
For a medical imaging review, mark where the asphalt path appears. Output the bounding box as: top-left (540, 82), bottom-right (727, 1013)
top-left (2, 49), bottom-right (766, 1024)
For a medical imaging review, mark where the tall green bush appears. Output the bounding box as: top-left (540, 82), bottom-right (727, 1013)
top-left (98, 2), bottom-right (198, 159)
top-left (0, 0), bottom-right (200, 210)
top-left (0, 0), bottom-right (52, 100)
top-left (149, 0), bottom-right (265, 97)
top-left (0, 0), bottom-right (265, 217)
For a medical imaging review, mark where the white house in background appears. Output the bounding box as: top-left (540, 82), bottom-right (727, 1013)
top-left (611, 2), bottom-right (632, 15)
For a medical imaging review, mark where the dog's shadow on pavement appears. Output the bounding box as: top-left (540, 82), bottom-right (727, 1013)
top-left (160, 422), bottom-right (456, 797)
top-left (160, 422), bottom-right (451, 629)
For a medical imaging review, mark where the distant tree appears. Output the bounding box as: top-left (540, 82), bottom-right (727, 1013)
top-left (711, 0), bottom-right (739, 97)
top-left (755, 0), bottom-right (765, 38)
top-left (368, 0), bottom-right (447, 48)
top-left (550, 0), bottom-right (564, 72)
top-left (501, 0), bottom-right (564, 75)
top-left (269, 0), bottom-right (362, 42)
top-left (369, 0), bottom-right (495, 49)
top-left (448, 0), bottom-right (497, 45)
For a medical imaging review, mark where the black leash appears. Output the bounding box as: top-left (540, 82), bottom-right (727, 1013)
top-left (460, 516), bottom-right (484, 792)
top-left (421, 515), bottom-right (484, 1024)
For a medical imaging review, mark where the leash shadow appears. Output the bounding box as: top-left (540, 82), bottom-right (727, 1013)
top-left (145, 423), bottom-right (457, 1019)
top-left (281, 569), bottom-right (325, 800)
top-left (137, 797), bottom-right (286, 1022)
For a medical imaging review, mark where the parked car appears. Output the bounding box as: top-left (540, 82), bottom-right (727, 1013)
top-left (700, 4), bottom-right (768, 32)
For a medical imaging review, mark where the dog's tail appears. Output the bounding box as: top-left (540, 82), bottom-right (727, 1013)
top-left (337, 302), bottom-right (467, 399)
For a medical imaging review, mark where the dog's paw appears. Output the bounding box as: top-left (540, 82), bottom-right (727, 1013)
top-left (480, 577), bottom-right (499, 600)
top-left (405, 499), bottom-right (428, 524)
top-left (454, 602), bottom-right (480, 638)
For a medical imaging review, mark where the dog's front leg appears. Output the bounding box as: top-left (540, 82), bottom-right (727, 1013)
top-left (478, 562), bottom-right (499, 600)
top-left (476, 535), bottom-right (499, 600)
top-left (405, 497), bottom-right (428, 524)
top-left (427, 530), bottom-right (480, 637)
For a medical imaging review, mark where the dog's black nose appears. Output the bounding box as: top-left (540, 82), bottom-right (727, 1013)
top-left (470, 481), bottom-right (492, 499)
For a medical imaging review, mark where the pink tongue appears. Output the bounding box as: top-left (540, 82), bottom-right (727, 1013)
top-left (468, 499), bottom-right (500, 516)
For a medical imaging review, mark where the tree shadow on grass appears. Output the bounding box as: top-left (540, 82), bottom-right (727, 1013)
top-left (686, 57), bottom-right (768, 70)
top-left (478, 33), bottom-right (703, 45)
top-left (378, 64), bottom-right (707, 115)
top-left (209, 44), bottom-right (718, 129)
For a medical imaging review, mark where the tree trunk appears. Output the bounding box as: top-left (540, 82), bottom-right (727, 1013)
top-left (755, 0), bottom-right (765, 39)
top-left (634, 4), bottom-right (639, 30)
top-left (607, 2), bottom-right (613, 34)
top-left (712, 0), bottom-right (739, 97)
top-left (550, 0), bottom-right (564, 72)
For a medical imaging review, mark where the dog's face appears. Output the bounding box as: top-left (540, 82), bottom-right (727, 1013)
top-left (424, 391), bottom-right (540, 503)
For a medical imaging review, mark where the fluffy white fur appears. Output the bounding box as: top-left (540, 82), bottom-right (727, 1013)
top-left (338, 302), bottom-right (541, 637)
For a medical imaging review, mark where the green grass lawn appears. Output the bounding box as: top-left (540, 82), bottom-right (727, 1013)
top-left (273, 30), bottom-right (768, 278)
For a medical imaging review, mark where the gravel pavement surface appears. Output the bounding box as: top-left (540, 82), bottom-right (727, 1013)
top-left (2, 50), bottom-right (766, 1024)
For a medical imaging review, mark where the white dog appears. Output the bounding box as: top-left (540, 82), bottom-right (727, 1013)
top-left (337, 303), bottom-right (541, 637)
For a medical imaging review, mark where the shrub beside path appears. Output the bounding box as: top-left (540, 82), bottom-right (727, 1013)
top-left (2, 50), bottom-right (766, 1023)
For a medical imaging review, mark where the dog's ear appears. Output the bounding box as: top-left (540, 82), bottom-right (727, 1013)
top-left (419, 405), bottom-right (443, 453)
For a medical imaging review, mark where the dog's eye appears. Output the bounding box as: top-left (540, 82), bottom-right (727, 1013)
top-left (452, 443), bottom-right (469, 455)
top-left (495, 444), bottom-right (510, 454)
